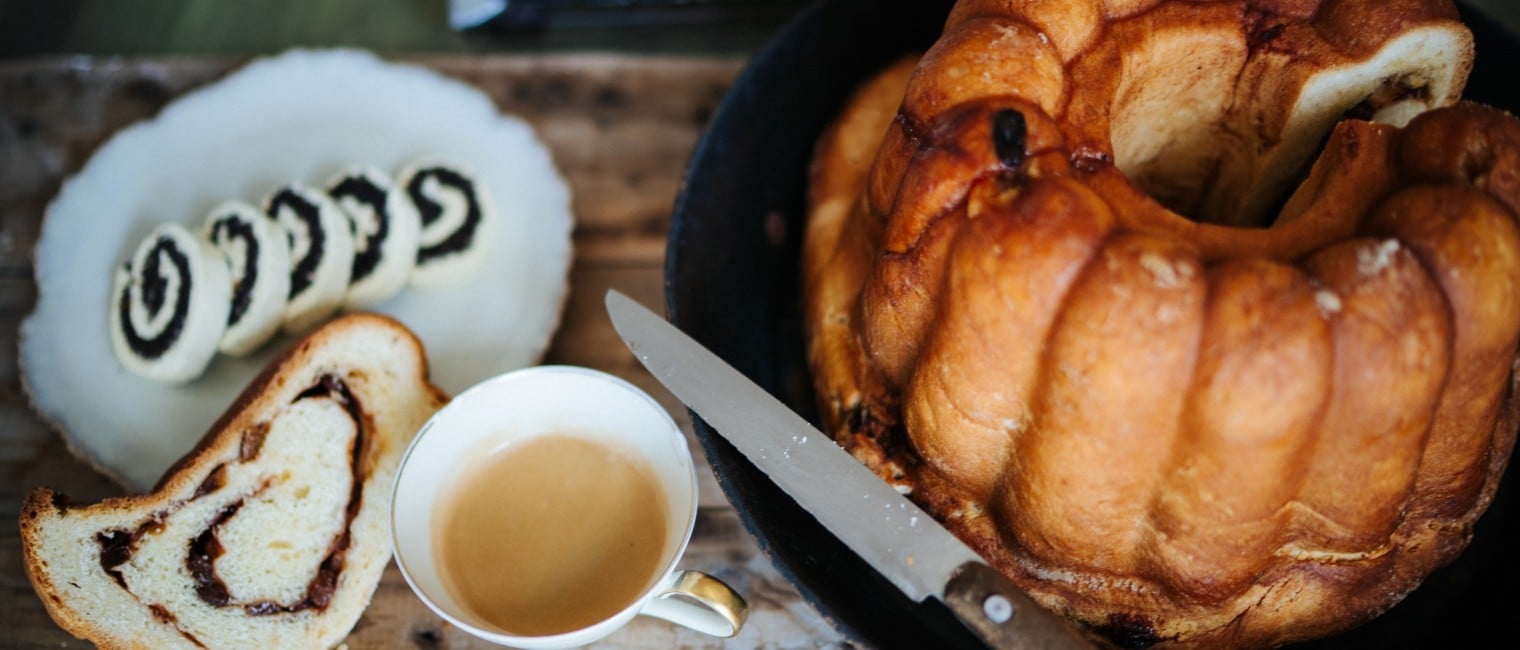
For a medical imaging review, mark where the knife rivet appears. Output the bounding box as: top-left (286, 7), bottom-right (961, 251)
top-left (983, 594), bottom-right (1014, 624)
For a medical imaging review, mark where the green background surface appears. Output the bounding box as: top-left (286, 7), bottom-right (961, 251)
top-left (3, 0), bottom-right (1509, 59)
top-left (0, 0), bottom-right (811, 58)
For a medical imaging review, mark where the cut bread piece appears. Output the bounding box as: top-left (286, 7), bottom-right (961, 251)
top-left (21, 313), bottom-right (449, 649)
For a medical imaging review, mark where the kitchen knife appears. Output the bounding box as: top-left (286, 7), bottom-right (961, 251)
top-left (605, 289), bottom-right (1096, 649)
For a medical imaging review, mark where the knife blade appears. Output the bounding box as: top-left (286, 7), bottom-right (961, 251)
top-left (605, 289), bottom-right (1096, 649)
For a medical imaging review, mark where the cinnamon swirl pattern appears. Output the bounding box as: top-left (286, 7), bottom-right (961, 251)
top-left (202, 201), bottom-right (292, 356)
top-left (108, 157), bottom-right (495, 383)
top-left (265, 184), bottom-right (355, 335)
top-left (109, 223), bottom-right (233, 384)
top-left (326, 167), bottom-right (421, 309)
top-left (399, 159), bottom-right (493, 287)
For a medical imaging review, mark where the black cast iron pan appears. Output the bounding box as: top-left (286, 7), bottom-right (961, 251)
top-left (665, 1), bottom-right (1520, 647)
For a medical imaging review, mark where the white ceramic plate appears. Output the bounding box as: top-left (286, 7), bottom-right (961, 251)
top-left (21, 49), bottom-right (573, 490)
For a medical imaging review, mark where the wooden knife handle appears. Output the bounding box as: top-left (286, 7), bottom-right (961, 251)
top-left (942, 562), bottom-right (1098, 649)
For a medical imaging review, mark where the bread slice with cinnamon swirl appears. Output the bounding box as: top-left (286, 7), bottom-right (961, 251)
top-left (21, 312), bottom-right (448, 649)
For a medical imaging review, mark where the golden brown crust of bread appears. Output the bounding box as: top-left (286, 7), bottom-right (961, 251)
top-left (151, 313), bottom-right (449, 492)
top-left (802, 0), bottom-right (1519, 646)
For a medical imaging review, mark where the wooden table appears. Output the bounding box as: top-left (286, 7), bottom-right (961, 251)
top-left (0, 54), bottom-right (851, 649)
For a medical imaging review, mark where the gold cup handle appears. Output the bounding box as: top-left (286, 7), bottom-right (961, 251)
top-left (639, 569), bottom-right (749, 637)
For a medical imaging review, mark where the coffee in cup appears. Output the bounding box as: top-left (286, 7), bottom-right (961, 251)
top-left (391, 365), bottom-right (746, 648)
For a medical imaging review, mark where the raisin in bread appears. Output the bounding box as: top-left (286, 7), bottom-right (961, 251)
top-left (21, 313), bottom-right (449, 649)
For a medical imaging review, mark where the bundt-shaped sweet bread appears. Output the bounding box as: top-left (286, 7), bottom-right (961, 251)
top-left (802, 1), bottom-right (1520, 647)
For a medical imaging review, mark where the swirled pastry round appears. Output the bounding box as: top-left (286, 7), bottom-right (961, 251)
top-left (802, 1), bottom-right (1520, 647)
top-left (264, 183), bottom-right (355, 335)
top-left (109, 223), bottom-right (232, 384)
top-left (203, 200), bottom-right (292, 357)
top-left (326, 166), bottom-right (421, 310)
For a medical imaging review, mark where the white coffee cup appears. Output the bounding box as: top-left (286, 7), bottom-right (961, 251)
top-left (390, 365), bottom-right (747, 649)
